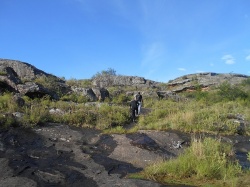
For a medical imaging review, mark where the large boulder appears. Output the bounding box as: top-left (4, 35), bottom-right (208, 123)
top-left (92, 87), bottom-right (109, 101)
top-left (0, 59), bottom-right (51, 80)
top-left (17, 82), bottom-right (59, 99)
top-left (156, 91), bottom-right (183, 101)
top-left (0, 66), bottom-right (22, 92)
top-left (70, 87), bottom-right (97, 101)
top-left (71, 87), bottom-right (110, 102)
top-left (0, 59), bottom-right (70, 99)
top-left (12, 94), bottom-right (25, 107)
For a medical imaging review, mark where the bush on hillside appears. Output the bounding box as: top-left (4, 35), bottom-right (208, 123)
top-left (112, 93), bottom-right (130, 104)
top-left (217, 82), bottom-right (248, 101)
top-left (92, 68), bottom-right (116, 79)
top-left (60, 93), bottom-right (89, 103)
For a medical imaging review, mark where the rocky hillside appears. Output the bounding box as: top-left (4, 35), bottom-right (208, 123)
top-left (1, 59), bottom-right (249, 101)
top-left (0, 59), bottom-right (250, 187)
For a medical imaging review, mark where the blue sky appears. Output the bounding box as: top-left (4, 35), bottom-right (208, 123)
top-left (1, 0), bottom-right (250, 82)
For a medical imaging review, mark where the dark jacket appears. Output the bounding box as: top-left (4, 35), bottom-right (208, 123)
top-left (135, 94), bottom-right (143, 102)
top-left (130, 100), bottom-right (138, 109)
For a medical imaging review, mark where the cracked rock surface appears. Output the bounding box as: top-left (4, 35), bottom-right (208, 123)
top-left (0, 123), bottom-right (249, 187)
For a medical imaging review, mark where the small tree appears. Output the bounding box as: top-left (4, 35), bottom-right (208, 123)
top-left (92, 68), bottom-right (117, 87)
top-left (92, 68), bottom-right (116, 79)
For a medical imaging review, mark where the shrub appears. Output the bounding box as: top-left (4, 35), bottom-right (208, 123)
top-left (0, 93), bottom-right (19, 113)
top-left (21, 103), bottom-right (51, 126)
top-left (95, 104), bottom-right (130, 129)
top-left (0, 114), bottom-right (18, 128)
top-left (217, 82), bottom-right (248, 101)
top-left (60, 93), bottom-right (89, 103)
top-left (34, 75), bottom-right (65, 97)
top-left (92, 68), bottom-right (116, 79)
top-left (112, 93), bottom-right (130, 104)
top-left (66, 78), bottom-right (92, 87)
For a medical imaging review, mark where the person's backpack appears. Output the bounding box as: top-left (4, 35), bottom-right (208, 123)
top-left (135, 94), bottom-right (142, 102)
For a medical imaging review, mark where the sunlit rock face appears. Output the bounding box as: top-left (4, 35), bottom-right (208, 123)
top-left (168, 72), bottom-right (249, 92)
top-left (0, 59), bottom-right (70, 99)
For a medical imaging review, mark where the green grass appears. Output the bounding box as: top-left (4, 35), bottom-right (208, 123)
top-left (0, 93), bottom-right (131, 129)
top-left (137, 99), bottom-right (250, 135)
top-left (138, 137), bottom-right (244, 187)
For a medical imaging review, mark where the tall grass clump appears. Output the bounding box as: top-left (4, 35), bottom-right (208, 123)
top-left (0, 93), bottom-right (22, 128)
top-left (142, 137), bottom-right (242, 186)
top-left (60, 93), bottom-right (89, 103)
top-left (111, 93), bottom-right (131, 104)
top-left (95, 104), bottom-right (130, 129)
top-left (0, 93), bottom-right (19, 113)
top-left (21, 104), bottom-right (51, 126)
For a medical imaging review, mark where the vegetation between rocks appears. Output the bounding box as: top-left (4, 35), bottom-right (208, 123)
top-left (0, 73), bottom-right (250, 186)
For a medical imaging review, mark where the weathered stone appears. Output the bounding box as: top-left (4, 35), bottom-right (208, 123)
top-left (12, 112), bottom-right (24, 119)
top-left (0, 59), bottom-right (50, 80)
top-left (71, 87), bottom-right (97, 101)
top-left (17, 82), bottom-right (58, 99)
top-left (156, 91), bottom-right (182, 101)
top-left (168, 72), bottom-right (249, 93)
top-left (0, 66), bottom-right (20, 92)
top-left (92, 87), bottom-right (109, 101)
top-left (92, 75), bottom-right (160, 88)
top-left (0, 59), bottom-right (70, 99)
top-left (49, 108), bottom-right (64, 115)
top-left (13, 94), bottom-right (25, 107)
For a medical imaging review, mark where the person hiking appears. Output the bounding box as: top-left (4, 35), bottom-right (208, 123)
top-left (135, 92), bottom-right (143, 115)
top-left (130, 98), bottom-right (139, 122)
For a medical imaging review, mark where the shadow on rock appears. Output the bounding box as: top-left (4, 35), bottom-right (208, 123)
top-left (83, 134), bottom-right (143, 178)
top-left (0, 127), bottom-right (98, 187)
top-left (127, 133), bottom-right (176, 158)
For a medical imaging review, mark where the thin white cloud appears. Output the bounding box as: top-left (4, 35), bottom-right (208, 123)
top-left (210, 63), bottom-right (214, 66)
top-left (246, 55), bottom-right (250, 61)
top-left (221, 54), bottom-right (235, 65)
top-left (141, 42), bottom-right (165, 66)
top-left (178, 68), bottom-right (186, 71)
top-left (141, 42), bottom-right (167, 78)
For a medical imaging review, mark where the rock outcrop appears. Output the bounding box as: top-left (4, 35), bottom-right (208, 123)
top-left (156, 91), bottom-right (183, 101)
top-left (70, 87), bottom-right (110, 102)
top-left (0, 59), bottom-right (53, 81)
top-left (1, 59), bottom-right (249, 101)
top-left (92, 75), bottom-right (160, 89)
top-left (168, 72), bottom-right (249, 92)
top-left (0, 59), bottom-right (70, 99)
